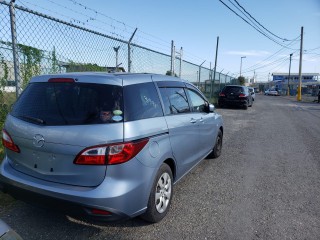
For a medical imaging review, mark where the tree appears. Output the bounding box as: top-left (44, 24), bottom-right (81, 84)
top-left (165, 70), bottom-right (177, 77)
top-left (50, 46), bottom-right (59, 73)
top-left (238, 76), bottom-right (245, 86)
top-left (17, 44), bottom-right (43, 88)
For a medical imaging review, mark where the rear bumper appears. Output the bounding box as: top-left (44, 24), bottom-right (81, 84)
top-left (0, 181), bottom-right (128, 222)
top-left (218, 98), bottom-right (248, 107)
top-left (0, 158), bottom-right (155, 222)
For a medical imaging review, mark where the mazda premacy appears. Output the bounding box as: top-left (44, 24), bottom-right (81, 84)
top-left (0, 72), bottom-right (223, 223)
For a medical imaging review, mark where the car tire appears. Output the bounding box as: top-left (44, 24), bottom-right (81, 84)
top-left (243, 104), bottom-right (248, 110)
top-left (207, 129), bottom-right (223, 159)
top-left (141, 163), bottom-right (173, 223)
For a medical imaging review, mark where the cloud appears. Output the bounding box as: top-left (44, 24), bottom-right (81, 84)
top-left (225, 50), bottom-right (271, 57)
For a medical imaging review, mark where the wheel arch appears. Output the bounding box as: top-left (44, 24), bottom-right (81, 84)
top-left (163, 158), bottom-right (176, 181)
top-left (219, 126), bottom-right (224, 136)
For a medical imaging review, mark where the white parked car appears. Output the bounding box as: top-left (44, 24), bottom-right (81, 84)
top-left (264, 89), bottom-right (279, 96)
top-left (248, 87), bottom-right (256, 101)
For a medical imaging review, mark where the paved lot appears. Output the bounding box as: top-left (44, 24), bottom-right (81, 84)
top-left (1, 94), bottom-right (320, 239)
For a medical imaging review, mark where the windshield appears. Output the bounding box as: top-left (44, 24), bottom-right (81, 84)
top-left (11, 82), bottom-right (123, 125)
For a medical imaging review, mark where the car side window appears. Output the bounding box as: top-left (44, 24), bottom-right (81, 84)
top-left (124, 82), bottom-right (163, 121)
top-left (186, 89), bottom-right (207, 113)
top-left (159, 87), bottom-right (190, 115)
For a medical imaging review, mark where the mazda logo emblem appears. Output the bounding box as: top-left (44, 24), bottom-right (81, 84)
top-left (33, 134), bottom-right (45, 148)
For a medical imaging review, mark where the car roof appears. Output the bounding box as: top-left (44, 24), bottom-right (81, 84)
top-left (224, 85), bottom-right (246, 89)
top-left (29, 72), bottom-right (188, 86)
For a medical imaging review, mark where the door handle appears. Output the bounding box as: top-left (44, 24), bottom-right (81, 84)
top-left (190, 118), bottom-right (197, 123)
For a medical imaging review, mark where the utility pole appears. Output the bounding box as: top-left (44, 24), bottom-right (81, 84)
top-left (297, 26), bottom-right (303, 101)
top-left (240, 56), bottom-right (246, 77)
top-left (211, 36), bottom-right (219, 99)
top-left (176, 47), bottom-right (183, 78)
top-left (287, 53), bottom-right (293, 96)
top-left (113, 46), bottom-right (120, 72)
top-left (170, 40), bottom-right (175, 76)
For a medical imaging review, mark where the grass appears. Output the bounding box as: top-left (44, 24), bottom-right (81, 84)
top-left (1, 91), bottom-right (16, 164)
top-left (2, 92), bottom-right (16, 105)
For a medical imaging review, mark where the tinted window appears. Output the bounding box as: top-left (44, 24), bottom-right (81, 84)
top-left (11, 82), bottom-right (123, 125)
top-left (124, 82), bottom-right (163, 121)
top-left (186, 89), bottom-right (207, 112)
top-left (159, 87), bottom-right (190, 115)
top-left (223, 86), bottom-right (244, 94)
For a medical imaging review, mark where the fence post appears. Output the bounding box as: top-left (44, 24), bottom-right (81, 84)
top-left (198, 60), bottom-right (205, 89)
top-left (127, 28), bottom-right (137, 73)
top-left (170, 40), bottom-right (175, 76)
top-left (9, 0), bottom-right (21, 97)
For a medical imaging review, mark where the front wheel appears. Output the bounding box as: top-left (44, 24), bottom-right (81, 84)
top-left (207, 129), bottom-right (223, 159)
top-left (141, 163), bottom-right (173, 223)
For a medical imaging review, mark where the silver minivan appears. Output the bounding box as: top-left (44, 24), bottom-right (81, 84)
top-left (0, 72), bottom-right (223, 223)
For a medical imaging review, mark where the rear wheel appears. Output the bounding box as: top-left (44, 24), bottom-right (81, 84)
top-left (207, 129), bottom-right (223, 159)
top-left (141, 163), bottom-right (173, 223)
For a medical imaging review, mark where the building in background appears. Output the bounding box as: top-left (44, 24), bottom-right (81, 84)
top-left (271, 72), bottom-right (320, 95)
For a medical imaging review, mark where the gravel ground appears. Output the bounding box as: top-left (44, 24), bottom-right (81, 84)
top-left (1, 94), bottom-right (320, 239)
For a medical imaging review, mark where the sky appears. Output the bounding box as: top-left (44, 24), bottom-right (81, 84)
top-left (14, 0), bottom-right (320, 82)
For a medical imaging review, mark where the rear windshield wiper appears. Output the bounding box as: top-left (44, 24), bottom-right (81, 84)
top-left (18, 115), bottom-right (46, 125)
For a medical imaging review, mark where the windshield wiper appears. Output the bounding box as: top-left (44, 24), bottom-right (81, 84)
top-left (18, 115), bottom-right (46, 125)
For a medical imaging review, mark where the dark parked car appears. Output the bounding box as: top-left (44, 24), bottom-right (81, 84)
top-left (218, 85), bottom-right (253, 109)
top-left (0, 72), bottom-right (223, 223)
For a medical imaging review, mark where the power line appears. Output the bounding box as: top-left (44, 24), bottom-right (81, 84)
top-left (241, 37), bottom-right (300, 73)
top-left (233, 0), bottom-right (294, 42)
top-left (218, 0), bottom-right (300, 50)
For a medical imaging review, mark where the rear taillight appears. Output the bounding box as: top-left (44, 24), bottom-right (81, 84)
top-left (239, 93), bottom-right (246, 98)
top-left (2, 130), bottom-right (20, 153)
top-left (219, 93), bottom-right (225, 97)
top-left (74, 138), bottom-right (149, 165)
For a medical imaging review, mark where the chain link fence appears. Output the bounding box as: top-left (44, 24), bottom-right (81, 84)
top-left (0, 1), bottom-right (235, 156)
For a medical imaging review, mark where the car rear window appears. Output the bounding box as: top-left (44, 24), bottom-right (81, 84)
top-left (224, 86), bottom-right (243, 94)
top-left (11, 82), bottom-right (123, 125)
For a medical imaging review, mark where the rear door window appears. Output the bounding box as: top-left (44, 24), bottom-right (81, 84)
top-left (11, 82), bottom-right (123, 125)
top-left (123, 82), bottom-right (163, 121)
top-left (159, 87), bottom-right (190, 115)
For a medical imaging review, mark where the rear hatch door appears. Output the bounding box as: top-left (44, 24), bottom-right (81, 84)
top-left (5, 78), bottom-right (124, 187)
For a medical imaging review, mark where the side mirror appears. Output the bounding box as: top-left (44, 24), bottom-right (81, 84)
top-left (209, 104), bottom-right (215, 113)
